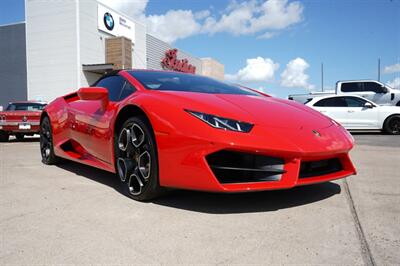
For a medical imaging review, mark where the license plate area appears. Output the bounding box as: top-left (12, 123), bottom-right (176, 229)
top-left (19, 124), bottom-right (31, 130)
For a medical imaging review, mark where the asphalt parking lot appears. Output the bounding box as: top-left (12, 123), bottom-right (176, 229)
top-left (0, 134), bottom-right (399, 265)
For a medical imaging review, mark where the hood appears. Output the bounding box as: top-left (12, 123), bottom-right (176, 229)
top-left (153, 91), bottom-right (333, 130)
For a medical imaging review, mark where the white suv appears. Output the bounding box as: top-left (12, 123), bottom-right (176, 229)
top-left (306, 95), bottom-right (400, 134)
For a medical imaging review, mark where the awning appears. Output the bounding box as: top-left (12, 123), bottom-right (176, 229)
top-left (82, 63), bottom-right (115, 74)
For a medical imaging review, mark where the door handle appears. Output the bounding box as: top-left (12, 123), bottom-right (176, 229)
top-left (348, 110), bottom-right (355, 113)
top-left (320, 110), bottom-right (326, 113)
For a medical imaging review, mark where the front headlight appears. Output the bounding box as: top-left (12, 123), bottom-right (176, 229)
top-left (185, 110), bottom-right (253, 133)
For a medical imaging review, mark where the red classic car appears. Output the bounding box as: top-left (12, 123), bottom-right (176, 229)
top-left (0, 101), bottom-right (46, 142)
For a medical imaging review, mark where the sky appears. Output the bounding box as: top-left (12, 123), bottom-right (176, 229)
top-left (0, 0), bottom-right (399, 98)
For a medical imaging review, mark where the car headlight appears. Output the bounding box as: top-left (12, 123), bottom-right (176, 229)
top-left (185, 110), bottom-right (253, 133)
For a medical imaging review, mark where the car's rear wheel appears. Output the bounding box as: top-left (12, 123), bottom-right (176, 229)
top-left (15, 133), bottom-right (24, 141)
top-left (383, 115), bottom-right (400, 135)
top-left (0, 131), bottom-right (9, 142)
top-left (115, 116), bottom-right (161, 201)
top-left (40, 116), bottom-right (59, 164)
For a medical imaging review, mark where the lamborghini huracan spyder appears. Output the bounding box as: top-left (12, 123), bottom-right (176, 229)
top-left (40, 70), bottom-right (356, 201)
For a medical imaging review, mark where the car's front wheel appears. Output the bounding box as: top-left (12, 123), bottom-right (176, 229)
top-left (383, 115), bottom-right (400, 135)
top-left (40, 116), bottom-right (59, 164)
top-left (115, 116), bottom-right (162, 201)
top-left (0, 131), bottom-right (9, 142)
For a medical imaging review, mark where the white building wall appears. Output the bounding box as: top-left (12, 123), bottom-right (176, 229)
top-left (133, 22), bottom-right (147, 69)
top-left (79, 0), bottom-right (110, 86)
top-left (146, 34), bottom-right (202, 73)
top-left (26, 0), bottom-right (78, 102)
top-left (79, 0), bottom-right (147, 86)
top-left (26, 0), bottom-right (208, 102)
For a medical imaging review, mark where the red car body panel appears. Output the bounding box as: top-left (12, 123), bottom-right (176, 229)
top-left (0, 101), bottom-right (43, 134)
top-left (43, 70), bottom-right (356, 192)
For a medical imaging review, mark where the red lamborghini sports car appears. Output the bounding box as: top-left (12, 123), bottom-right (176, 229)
top-left (40, 70), bottom-right (356, 201)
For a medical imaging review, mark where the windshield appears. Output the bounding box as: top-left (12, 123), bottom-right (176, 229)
top-left (6, 103), bottom-right (46, 111)
top-left (128, 71), bottom-right (261, 96)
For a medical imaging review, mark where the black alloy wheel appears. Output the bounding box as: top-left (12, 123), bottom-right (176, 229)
top-left (384, 115), bottom-right (400, 135)
top-left (115, 116), bottom-right (161, 201)
top-left (40, 116), bottom-right (59, 164)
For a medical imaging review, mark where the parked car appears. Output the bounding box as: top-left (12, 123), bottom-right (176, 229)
top-left (289, 80), bottom-right (400, 106)
top-left (0, 101), bottom-right (46, 142)
top-left (39, 70), bottom-right (356, 201)
top-left (306, 95), bottom-right (400, 134)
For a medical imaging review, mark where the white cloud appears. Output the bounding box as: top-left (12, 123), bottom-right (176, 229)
top-left (194, 10), bottom-right (211, 20)
top-left (256, 31), bottom-right (278, 39)
top-left (387, 77), bottom-right (400, 89)
top-left (100, 0), bottom-right (304, 43)
top-left (203, 0), bottom-right (303, 35)
top-left (225, 57), bottom-right (279, 82)
top-left (383, 63), bottom-right (400, 74)
top-left (280, 57), bottom-right (314, 90)
top-left (146, 10), bottom-right (201, 43)
top-left (98, 0), bottom-right (148, 20)
top-left (255, 86), bottom-right (275, 96)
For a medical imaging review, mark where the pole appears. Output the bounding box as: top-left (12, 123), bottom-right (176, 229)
top-left (378, 58), bottom-right (381, 81)
top-left (321, 63), bottom-right (324, 92)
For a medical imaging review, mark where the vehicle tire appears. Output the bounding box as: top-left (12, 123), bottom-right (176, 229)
top-left (40, 116), bottom-right (59, 164)
top-left (115, 115), bottom-right (162, 201)
top-left (0, 131), bottom-right (9, 142)
top-left (383, 115), bottom-right (400, 135)
top-left (15, 133), bottom-right (24, 141)
top-left (396, 101), bottom-right (400, 107)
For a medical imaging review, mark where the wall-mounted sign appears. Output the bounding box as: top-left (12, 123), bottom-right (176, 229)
top-left (98, 4), bottom-right (135, 43)
top-left (161, 49), bottom-right (196, 74)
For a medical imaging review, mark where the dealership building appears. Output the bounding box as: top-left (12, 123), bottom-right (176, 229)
top-left (0, 0), bottom-right (224, 108)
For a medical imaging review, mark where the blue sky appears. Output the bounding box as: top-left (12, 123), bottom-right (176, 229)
top-left (1, 0), bottom-right (399, 98)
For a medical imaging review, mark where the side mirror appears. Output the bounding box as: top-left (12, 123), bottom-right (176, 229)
top-left (78, 87), bottom-right (109, 110)
top-left (381, 86), bottom-right (389, 94)
top-left (364, 102), bottom-right (374, 108)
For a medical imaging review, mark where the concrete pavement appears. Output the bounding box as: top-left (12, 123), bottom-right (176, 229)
top-left (0, 134), bottom-right (399, 264)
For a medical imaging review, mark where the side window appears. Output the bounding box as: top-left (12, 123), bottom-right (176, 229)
top-left (364, 82), bottom-right (384, 93)
top-left (314, 97), bottom-right (347, 107)
top-left (341, 82), bottom-right (363, 92)
top-left (119, 82), bottom-right (136, 101)
top-left (95, 76), bottom-right (126, 101)
top-left (314, 98), bottom-right (331, 107)
top-left (345, 97), bottom-right (367, 107)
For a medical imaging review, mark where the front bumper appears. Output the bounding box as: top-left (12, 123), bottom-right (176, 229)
top-left (155, 124), bottom-right (356, 192)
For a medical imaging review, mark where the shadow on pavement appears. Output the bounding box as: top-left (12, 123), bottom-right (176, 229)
top-left (7, 136), bottom-right (40, 143)
top-left (153, 183), bottom-right (341, 214)
top-left (57, 160), bottom-right (341, 214)
top-left (350, 132), bottom-right (385, 135)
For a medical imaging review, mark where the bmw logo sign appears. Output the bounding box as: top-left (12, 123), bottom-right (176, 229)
top-left (103, 12), bottom-right (114, 31)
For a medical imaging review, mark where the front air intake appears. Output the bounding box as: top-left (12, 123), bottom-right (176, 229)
top-left (299, 158), bottom-right (343, 178)
top-left (206, 150), bottom-right (285, 184)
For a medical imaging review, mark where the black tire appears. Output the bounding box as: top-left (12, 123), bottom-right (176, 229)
top-left (383, 115), bottom-right (400, 135)
top-left (15, 133), bottom-right (24, 141)
top-left (40, 116), bottom-right (59, 164)
top-left (115, 115), bottom-right (162, 201)
top-left (0, 131), bottom-right (9, 142)
top-left (396, 101), bottom-right (400, 107)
